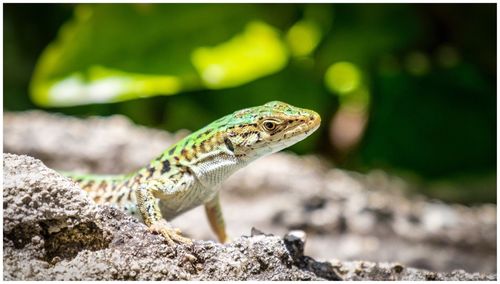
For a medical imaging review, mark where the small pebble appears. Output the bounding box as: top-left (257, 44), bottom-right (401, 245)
top-left (288, 230), bottom-right (307, 244)
top-left (131, 263), bottom-right (141, 272)
top-left (21, 195), bottom-right (32, 204)
top-left (392, 263), bottom-right (404, 273)
top-left (31, 236), bottom-right (41, 244)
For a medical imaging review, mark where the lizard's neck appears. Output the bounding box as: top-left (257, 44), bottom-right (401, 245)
top-left (188, 147), bottom-right (247, 189)
top-left (150, 123), bottom-right (249, 189)
top-left (170, 140), bottom-right (247, 189)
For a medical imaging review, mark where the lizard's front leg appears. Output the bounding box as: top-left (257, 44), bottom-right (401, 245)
top-left (135, 178), bottom-right (192, 245)
top-left (204, 193), bottom-right (229, 243)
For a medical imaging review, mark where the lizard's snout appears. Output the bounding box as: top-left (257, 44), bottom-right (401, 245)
top-left (306, 110), bottom-right (321, 132)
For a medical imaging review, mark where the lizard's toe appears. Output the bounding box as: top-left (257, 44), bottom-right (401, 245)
top-left (168, 231), bottom-right (193, 244)
top-left (149, 220), bottom-right (192, 245)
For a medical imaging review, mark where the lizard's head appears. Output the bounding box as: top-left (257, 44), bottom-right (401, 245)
top-left (225, 101), bottom-right (321, 160)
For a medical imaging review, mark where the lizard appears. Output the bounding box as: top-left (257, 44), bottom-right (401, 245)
top-left (66, 101), bottom-right (321, 245)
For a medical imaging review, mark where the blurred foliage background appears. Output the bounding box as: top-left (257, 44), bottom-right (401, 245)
top-left (4, 4), bottom-right (496, 204)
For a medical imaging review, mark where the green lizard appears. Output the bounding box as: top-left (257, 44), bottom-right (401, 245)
top-left (67, 101), bottom-right (321, 245)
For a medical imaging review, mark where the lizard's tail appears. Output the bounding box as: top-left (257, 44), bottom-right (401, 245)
top-left (62, 171), bottom-right (131, 204)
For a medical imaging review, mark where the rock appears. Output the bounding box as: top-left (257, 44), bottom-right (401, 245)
top-left (2, 153), bottom-right (330, 280)
top-left (3, 110), bottom-right (497, 275)
top-left (3, 111), bottom-right (185, 174)
top-left (3, 154), bottom-right (495, 280)
top-left (3, 154), bottom-right (496, 281)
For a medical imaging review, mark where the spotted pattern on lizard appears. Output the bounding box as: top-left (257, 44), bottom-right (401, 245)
top-left (65, 101), bottom-right (321, 245)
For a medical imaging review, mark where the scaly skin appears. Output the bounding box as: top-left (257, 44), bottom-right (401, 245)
top-left (67, 101), bottom-right (321, 245)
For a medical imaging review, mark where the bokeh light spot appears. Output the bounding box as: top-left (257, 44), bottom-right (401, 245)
top-left (339, 87), bottom-right (371, 113)
top-left (330, 106), bottom-right (368, 152)
top-left (405, 51), bottom-right (430, 76)
top-left (436, 45), bottom-right (460, 68)
top-left (191, 21), bottom-right (288, 89)
top-left (286, 20), bottom-right (322, 57)
top-left (324, 62), bottom-right (361, 94)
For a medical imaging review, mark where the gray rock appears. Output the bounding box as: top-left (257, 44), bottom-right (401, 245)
top-left (3, 154), bottom-right (495, 281)
top-left (3, 110), bottom-right (497, 277)
top-left (3, 153), bottom-right (330, 280)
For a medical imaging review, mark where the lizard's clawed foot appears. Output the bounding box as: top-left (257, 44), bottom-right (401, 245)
top-left (149, 220), bottom-right (192, 246)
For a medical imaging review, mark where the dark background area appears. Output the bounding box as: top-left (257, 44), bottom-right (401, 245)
top-left (3, 3), bottom-right (496, 203)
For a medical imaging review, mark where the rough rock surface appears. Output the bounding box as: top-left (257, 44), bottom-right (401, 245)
top-left (3, 111), bottom-right (187, 174)
top-left (3, 154), bottom-right (495, 280)
top-left (3, 110), bottom-right (497, 279)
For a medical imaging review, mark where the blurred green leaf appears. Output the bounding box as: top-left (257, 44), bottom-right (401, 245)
top-left (30, 4), bottom-right (295, 106)
top-left (191, 21), bottom-right (288, 89)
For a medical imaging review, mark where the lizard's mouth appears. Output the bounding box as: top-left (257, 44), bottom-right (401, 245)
top-left (305, 110), bottom-right (321, 133)
top-left (292, 110), bottom-right (321, 135)
top-left (279, 110), bottom-right (321, 146)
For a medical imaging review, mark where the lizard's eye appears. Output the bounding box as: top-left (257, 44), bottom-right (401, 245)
top-left (263, 121), bottom-right (277, 131)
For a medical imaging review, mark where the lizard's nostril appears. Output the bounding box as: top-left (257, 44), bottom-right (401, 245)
top-left (309, 111), bottom-right (321, 127)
